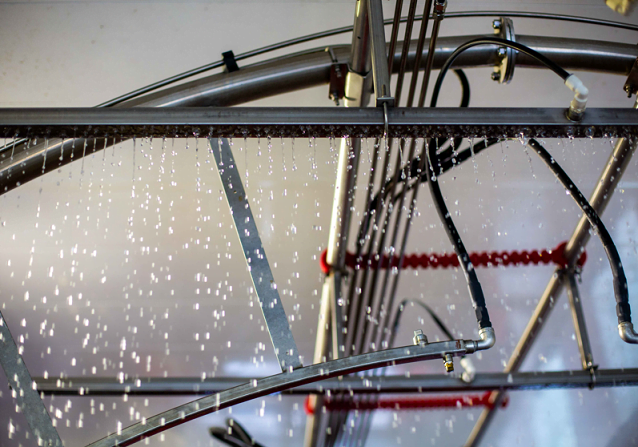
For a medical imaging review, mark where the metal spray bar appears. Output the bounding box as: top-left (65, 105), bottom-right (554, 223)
top-left (1, 107), bottom-right (637, 138)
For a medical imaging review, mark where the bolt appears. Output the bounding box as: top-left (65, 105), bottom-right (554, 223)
top-left (491, 71), bottom-right (501, 82)
top-left (492, 19), bottom-right (502, 31)
top-left (444, 353), bottom-right (454, 373)
top-left (497, 47), bottom-right (507, 57)
top-left (413, 329), bottom-right (428, 346)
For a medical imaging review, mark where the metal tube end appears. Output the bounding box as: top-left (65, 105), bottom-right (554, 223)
top-left (618, 322), bottom-right (638, 344)
top-left (476, 327), bottom-right (496, 351)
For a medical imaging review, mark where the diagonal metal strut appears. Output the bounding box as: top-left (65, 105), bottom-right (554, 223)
top-left (0, 310), bottom-right (63, 447)
top-left (210, 138), bottom-right (302, 372)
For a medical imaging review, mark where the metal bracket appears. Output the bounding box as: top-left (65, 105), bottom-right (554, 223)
top-left (565, 272), bottom-right (595, 372)
top-left (623, 57), bottom-right (638, 97)
top-left (491, 18), bottom-right (516, 84)
top-left (327, 55), bottom-right (348, 106)
top-left (0, 311), bottom-right (63, 447)
top-left (222, 50), bottom-right (240, 73)
top-left (210, 138), bottom-right (302, 372)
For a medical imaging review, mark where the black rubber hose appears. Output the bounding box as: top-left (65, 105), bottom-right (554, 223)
top-left (430, 37), bottom-right (571, 108)
top-left (390, 299), bottom-right (455, 346)
top-left (527, 139), bottom-right (631, 324)
top-left (425, 140), bottom-right (492, 328)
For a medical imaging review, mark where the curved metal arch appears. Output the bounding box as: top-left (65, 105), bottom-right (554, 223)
top-left (86, 339), bottom-right (472, 447)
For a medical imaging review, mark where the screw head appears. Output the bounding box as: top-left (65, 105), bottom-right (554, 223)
top-left (491, 71), bottom-right (501, 82)
top-left (492, 19), bottom-right (502, 30)
top-left (497, 47), bottom-right (507, 57)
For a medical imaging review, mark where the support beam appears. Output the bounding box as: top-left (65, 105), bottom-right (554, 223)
top-left (32, 369), bottom-right (638, 396)
top-left (566, 273), bottom-right (595, 371)
top-left (367, 0), bottom-right (394, 106)
top-left (211, 138), bottom-right (302, 372)
top-left (0, 311), bottom-right (63, 447)
top-left (1, 107), bottom-right (636, 139)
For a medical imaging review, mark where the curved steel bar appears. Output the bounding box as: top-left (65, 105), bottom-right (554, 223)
top-left (1, 36), bottom-right (636, 196)
top-left (92, 11), bottom-right (638, 107)
top-left (85, 339), bottom-right (470, 447)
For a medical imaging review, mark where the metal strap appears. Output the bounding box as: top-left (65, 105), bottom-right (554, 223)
top-left (0, 310), bottom-right (63, 446)
top-left (210, 138), bottom-right (302, 372)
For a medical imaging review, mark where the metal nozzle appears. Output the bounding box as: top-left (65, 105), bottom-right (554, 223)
top-left (413, 329), bottom-right (428, 346)
top-left (444, 353), bottom-right (454, 373)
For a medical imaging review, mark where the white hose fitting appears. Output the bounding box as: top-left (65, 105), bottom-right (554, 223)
top-left (565, 74), bottom-right (589, 121)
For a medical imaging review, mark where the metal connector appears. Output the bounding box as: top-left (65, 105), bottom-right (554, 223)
top-left (413, 329), bottom-right (428, 346)
top-left (443, 353), bottom-right (454, 373)
top-left (618, 322), bottom-right (638, 344)
top-left (465, 327), bottom-right (496, 353)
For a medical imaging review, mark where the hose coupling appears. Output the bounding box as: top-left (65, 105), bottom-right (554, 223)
top-left (618, 322), bottom-right (638, 344)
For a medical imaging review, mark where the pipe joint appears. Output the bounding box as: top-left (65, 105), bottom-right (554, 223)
top-left (565, 74), bottom-right (589, 121)
top-left (465, 327), bottom-right (496, 353)
top-left (618, 322), bottom-right (638, 344)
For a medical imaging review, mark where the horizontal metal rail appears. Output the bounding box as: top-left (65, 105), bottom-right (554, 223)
top-left (85, 340), bottom-right (472, 447)
top-left (1, 107), bottom-right (637, 139)
top-left (33, 368), bottom-right (638, 396)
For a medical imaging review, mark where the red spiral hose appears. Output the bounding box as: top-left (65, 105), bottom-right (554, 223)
top-left (320, 241), bottom-right (586, 274)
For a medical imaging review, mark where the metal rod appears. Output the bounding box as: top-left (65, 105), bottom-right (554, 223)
top-left (386, 0), bottom-right (404, 76)
top-left (85, 339), bottom-right (471, 447)
top-left (464, 106), bottom-right (638, 446)
top-left (1, 107), bottom-right (636, 139)
top-left (367, 0), bottom-right (394, 106)
top-left (32, 368), bottom-right (638, 396)
top-left (210, 138), bottom-right (302, 372)
top-left (393, 0), bottom-right (419, 104)
top-left (566, 273), bottom-right (595, 370)
top-left (305, 2), bottom-right (371, 444)
top-left (418, 0), bottom-right (446, 107)
top-left (0, 311), bottom-right (63, 447)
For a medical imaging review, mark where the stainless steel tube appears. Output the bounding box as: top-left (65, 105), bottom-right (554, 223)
top-left (33, 368), bottom-right (638, 396)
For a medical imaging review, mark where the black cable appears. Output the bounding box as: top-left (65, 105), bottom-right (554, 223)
top-left (425, 140), bottom-right (492, 329)
top-left (390, 299), bottom-right (455, 347)
top-left (527, 139), bottom-right (632, 324)
top-left (430, 36), bottom-right (571, 108)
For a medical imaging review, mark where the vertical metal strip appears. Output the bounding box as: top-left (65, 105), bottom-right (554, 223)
top-left (210, 138), bottom-right (302, 372)
top-left (566, 273), bottom-right (595, 370)
top-left (367, 0), bottom-right (394, 106)
top-left (0, 310), bottom-right (63, 447)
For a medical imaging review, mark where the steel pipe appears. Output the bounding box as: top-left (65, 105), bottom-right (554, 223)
top-left (84, 339), bottom-right (471, 447)
top-left (2, 107), bottom-right (637, 140)
top-left (32, 368), bottom-right (638, 396)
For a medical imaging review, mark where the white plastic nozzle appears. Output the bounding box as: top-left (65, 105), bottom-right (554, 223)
top-left (565, 74), bottom-right (589, 121)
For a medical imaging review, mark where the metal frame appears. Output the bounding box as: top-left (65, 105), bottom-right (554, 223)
top-left (2, 9), bottom-right (638, 447)
top-left (32, 368), bottom-right (638, 395)
top-left (86, 339), bottom-right (480, 447)
top-left (1, 107), bottom-right (637, 139)
top-left (211, 138), bottom-right (302, 371)
top-left (464, 130), bottom-right (638, 447)
top-left (0, 311), bottom-right (62, 447)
